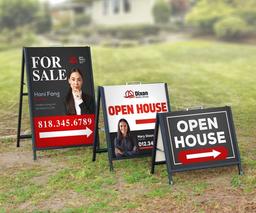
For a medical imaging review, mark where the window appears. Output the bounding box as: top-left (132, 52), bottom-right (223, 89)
top-left (74, 7), bottom-right (84, 14)
top-left (113, 0), bottom-right (120, 14)
top-left (123, 0), bottom-right (131, 13)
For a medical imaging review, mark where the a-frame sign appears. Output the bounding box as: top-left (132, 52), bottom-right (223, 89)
top-left (92, 83), bottom-right (171, 171)
top-left (17, 47), bottom-right (96, 159)
top-left (151, 106), bottom-right (243, 184)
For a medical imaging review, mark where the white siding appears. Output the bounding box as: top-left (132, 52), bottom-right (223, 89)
top-left (91, 0), bottom-right (156, 26)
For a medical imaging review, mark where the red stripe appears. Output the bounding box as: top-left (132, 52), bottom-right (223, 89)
top-left (139, 146), bottom-right (153, 150)
top-left (135, 118), bottom-right (156, 124)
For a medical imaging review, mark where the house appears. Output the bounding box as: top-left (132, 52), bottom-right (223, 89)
top-left (91, 0), bottom-right (157, 26)
top-left (50, 0), bottom-right (159, 27)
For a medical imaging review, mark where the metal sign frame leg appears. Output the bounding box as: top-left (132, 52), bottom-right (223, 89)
top-left (17, 51), bottom-right (26, 147)
top-left (151, 114), bottom-right (160, 174)
top-left (92, 87), bottom-right (101, 162)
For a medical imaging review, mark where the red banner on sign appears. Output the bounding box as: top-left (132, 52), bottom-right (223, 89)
top-left (178, 146), bottom-right (228, 164)
top-left (34, 114), bottom-right (95, 148)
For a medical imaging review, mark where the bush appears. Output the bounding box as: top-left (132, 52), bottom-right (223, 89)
top-left (152, 0), bottom-right (171, 24)
top-left (185, 0), bottom-right (233, 34)
top-left (170, 0), bottom-right (189, 15)
top-left (35, 3), bottom-right (52, 34)
top-left (234, 8), bottom-right (256, 26)
top-left (97, 25), bottom-right (160, 40)
top-left (0, 27), bottom-right (37, 51)
top-left (214, 16), bottom-right (250, 39)
top-left (74, 14), bottom-right (91, 27)
top-left (0, 0), bottom-right (39, 29)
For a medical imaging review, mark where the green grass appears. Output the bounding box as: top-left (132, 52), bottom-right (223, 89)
top-left (0, 39), bottom-right (256, 212)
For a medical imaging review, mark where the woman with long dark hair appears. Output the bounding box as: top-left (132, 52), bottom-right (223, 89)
top-left (65, 68), bottom-right (94, 115)
top-left (114, 118), bottom-right (137, 158)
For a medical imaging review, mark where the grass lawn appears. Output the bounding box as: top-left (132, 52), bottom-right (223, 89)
top-left (0, 39), bottom-right (255, 212)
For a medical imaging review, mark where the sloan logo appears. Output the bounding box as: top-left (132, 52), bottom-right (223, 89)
top-left (124, 90), bottom-right (149, 98)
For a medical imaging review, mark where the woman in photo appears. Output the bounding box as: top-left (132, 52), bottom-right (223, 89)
top-left (65, 68), bottom-right (94, 115)
top-left (114, 118), bottom-right (137, 158)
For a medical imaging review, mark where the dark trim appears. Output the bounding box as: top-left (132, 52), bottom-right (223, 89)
top-left (151, 113), bottom-right (159, 174)
top-left (226, 106), bottom-right (243, 175)
top-left (101, 86), bottom-right (114, 171)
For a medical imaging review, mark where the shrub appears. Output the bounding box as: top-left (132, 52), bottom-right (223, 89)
top-left (0, 0), bottom-right (39, 29)
top-left (35, 3), bottom-right (52, 34)
top-left (152, 0), bottom-right (171, 24)
top-left (234, 8), bottom-right (256, 26)
top-left (185, 0), bottom-right (234, 34)
top-left (74, 14), bottom-right (91, 27)
top-left (0, 27), bottom-right (37, 51)
top-left (97, 25), bottom-right (160, 40)
top-left (170, 0), bottom-right (189, 15)
top-left (214, 16), bottom-right (250, 39)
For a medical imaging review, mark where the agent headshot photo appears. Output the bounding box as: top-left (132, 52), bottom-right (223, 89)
top-left (65, 68), bottom-right (94, 115)
top-left (114, 118), bottom-right (137, 158)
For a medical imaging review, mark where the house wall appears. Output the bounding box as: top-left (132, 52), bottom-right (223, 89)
top-left (91, 0), bottom-right (156, 26)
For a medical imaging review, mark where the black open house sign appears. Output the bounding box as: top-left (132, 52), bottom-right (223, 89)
top-left (151, 106), bottom-right (243, 184)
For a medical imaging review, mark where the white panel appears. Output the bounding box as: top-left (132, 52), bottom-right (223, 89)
top-left (155, 126), bottom-right (166, 162)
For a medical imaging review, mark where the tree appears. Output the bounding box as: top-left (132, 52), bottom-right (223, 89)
top-left (185, 0), bottom-right (234, 33)
top-left (170, 0), bottom-right (189, 15)
top-left (152, 0), bottom-right (172, 24)
top-left (0, 0), bottom-right (39, 29)
top-left (214, 16), bottom-right (249, 39)
top-left (36, 2), bottom-right (52, 34)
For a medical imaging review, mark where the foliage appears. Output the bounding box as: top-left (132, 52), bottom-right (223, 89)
top-left (234, 8), bottom-right (256, 26)
top-left (35, 3), bottom-right (52, 34)
top-left (214, 16), bottom-right (250, 39)
top-left (97, 24), bottom-right (161, 40)
top-left (170, 0), bottom-right (189, 15)
top-left (0, 0), bottom-right (39, 29)
top-left (186, 0), bottom-right (256, 38)
top-left (185, 0), bottom-right (234, 33)
top-left (0, 27), bottom-right (37, 51)
top-left (71, 0), bottom-right (96, 4)
top-left (74, 14), bottom-right (91, 27)
top-left (152, 0), bottom-right (172, 24)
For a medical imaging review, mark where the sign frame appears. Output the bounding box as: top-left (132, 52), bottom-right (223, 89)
top-left (92, 83), bottom-right (171, 171)
top-left (151, 106), bottom-right (243, 184)
top-left (17, 47), bottom-right (96, 160)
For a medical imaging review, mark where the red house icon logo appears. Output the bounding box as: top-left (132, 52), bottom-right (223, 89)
top-left (69, 56), bottom-right (78, 64)
top-left (124, 90), bottom-right (135, 98)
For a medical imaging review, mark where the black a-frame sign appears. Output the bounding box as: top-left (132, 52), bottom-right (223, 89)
top-left (92, 83), bottom-right (171, 171)
top-left (151, 106), bottom-right (243, 184)
top-left (92, 86), bottom-right (114, 170)
top-left (17, 47), bottom-right (96, 160)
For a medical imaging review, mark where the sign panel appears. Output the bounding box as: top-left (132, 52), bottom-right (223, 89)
top-left (152, 106), bottom-right (242, 183)
top-left (25, 47), bottom-right (95, 149)
top-left (102, 83), bottom-right (170, 159)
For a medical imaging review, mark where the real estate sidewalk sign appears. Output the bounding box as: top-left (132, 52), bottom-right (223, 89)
top-left (17, 47), bottom-right (96, 159)
top-left (92, 83), bottom-right (171, 170)
top-left (151, 106), bottom-right (243, 184)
